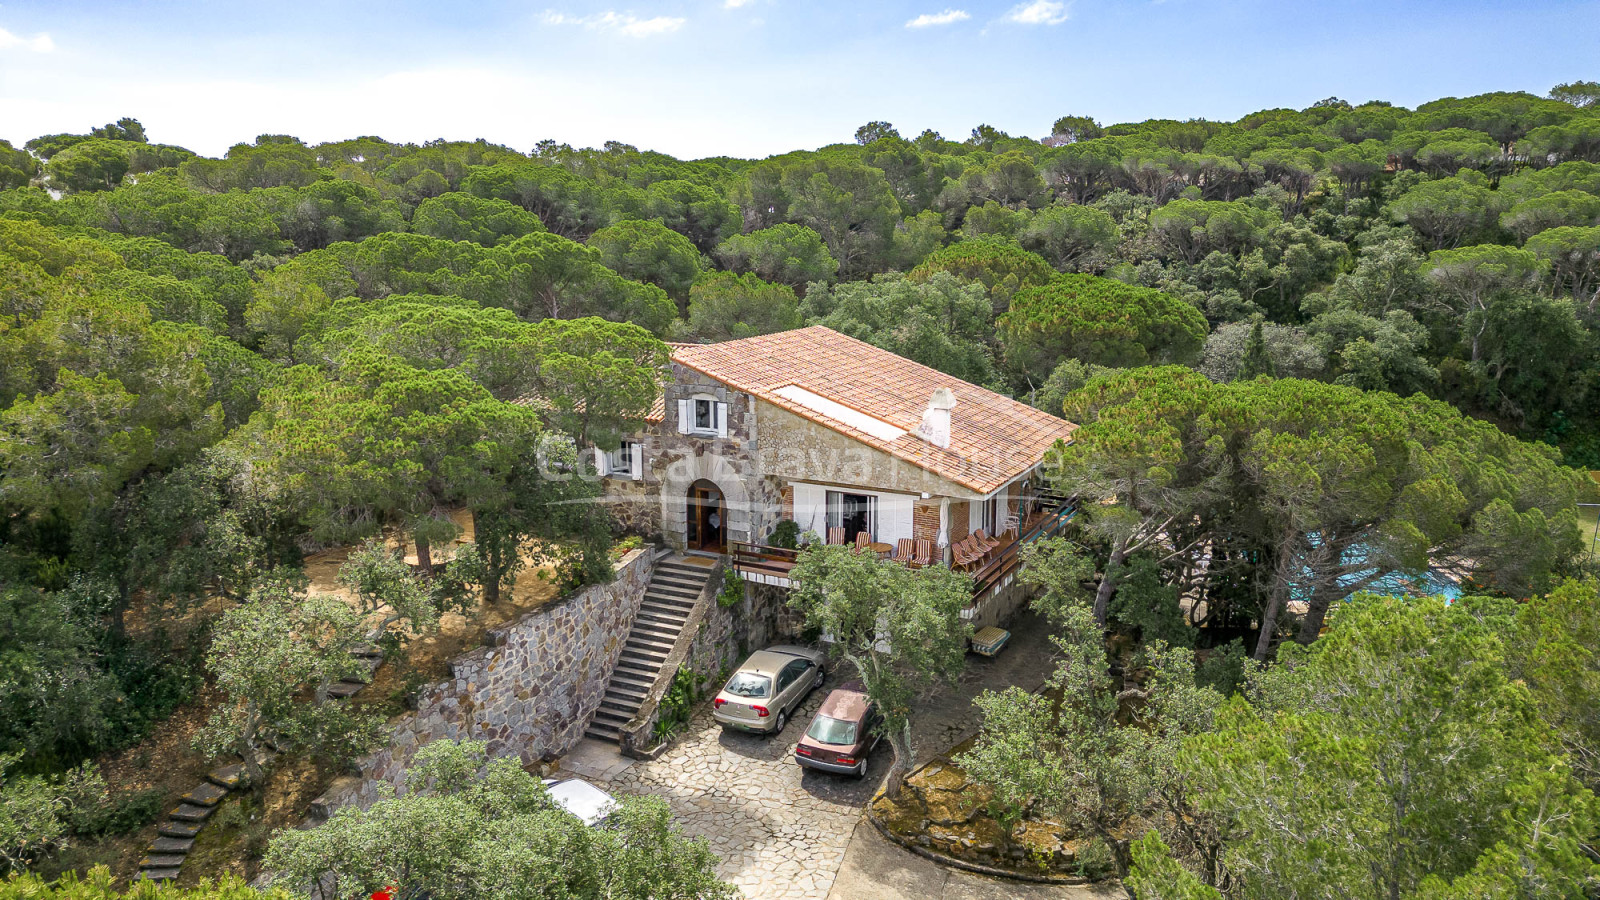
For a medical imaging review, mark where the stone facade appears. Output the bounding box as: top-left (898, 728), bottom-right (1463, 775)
top-left (651, 363), bottom-right (786, 552)
top-left (319, 549), bottom-right (655, 812)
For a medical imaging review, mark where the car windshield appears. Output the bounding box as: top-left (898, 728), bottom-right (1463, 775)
top-left (805, 714), bottom-right (858, 745)
top-left (724, 672), bottom-right (771, 698)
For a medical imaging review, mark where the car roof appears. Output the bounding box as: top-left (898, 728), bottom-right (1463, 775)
top-left (543, 778), bottom-right (617, 827)
top-left (742, 649), bottom-right (809, 673)
top-left (817, 689), bottom-right (871, 721)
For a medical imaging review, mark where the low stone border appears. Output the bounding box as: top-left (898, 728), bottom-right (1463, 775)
top-left (865, 804), bottom-right (1092, 886)
top-left (863, 770), bottom-right (1095, 887)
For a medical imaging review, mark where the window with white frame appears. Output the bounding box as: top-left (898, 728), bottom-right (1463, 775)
top-left (677, 395), bottom-right (729, 438)
top-left (600, 441), bottom-right (642, 480)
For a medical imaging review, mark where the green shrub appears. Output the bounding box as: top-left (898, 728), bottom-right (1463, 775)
top-left (717, 567), bottom-right (745, 608)
top-left (69, 788), bottom-right (164, 838)
top-left (768, 520), bottom-right (800, 550)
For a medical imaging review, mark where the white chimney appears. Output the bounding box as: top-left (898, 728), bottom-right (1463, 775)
top-left (915, 388), bottom-right (958, 449)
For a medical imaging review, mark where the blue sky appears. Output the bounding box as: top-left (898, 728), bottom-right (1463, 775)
top-left (1, 0), bottom-right (1596, 160)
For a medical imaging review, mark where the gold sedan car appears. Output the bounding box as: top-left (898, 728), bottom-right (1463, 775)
top-left (711, 645), bottom-right (827, 735)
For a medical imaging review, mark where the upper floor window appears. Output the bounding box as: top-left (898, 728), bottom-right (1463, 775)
top-left (677, 396), bottom-right (729, 438)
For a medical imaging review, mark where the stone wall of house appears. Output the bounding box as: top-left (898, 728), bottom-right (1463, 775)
top-left (913, 499), bottom-right (941, 544)
top-left (652, 363), bottom-right (786, 551)
top-left (315, 549), bottom-right (654, 813)
top-left (601, 475), bottom-right (661, 541)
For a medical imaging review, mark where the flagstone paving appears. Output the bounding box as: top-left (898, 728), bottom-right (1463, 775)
top-left (589, 610), bottom-right (1078, 900)
top-left (606, 689), bottom-right (880, 900)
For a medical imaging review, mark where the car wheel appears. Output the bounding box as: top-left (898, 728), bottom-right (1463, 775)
top-left (774, 710), bottom-right (788, 734)
top-left (854, 757), bottom-right (868, 778)
top-left (816, 666), bottom-right (826, 688)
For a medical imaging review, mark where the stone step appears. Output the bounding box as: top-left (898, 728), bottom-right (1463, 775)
top-left (646, 576), bottom-right (704, 598)
top-left (148, 836), bottom-right (195, 855)
top-left (636, 595), bottom-right (688, 614)
top-left (140, 854), bottom-right (188, 870)
top-left (136, 869), bottom-right (181, 883)
top-left (180, 782), bottom-right (229, 808)
top-left (600, 696), bottom-right (642, 716)
top-left (615, 662), bottom-right (663, 681)
top-left (656, 561), bottom-right (713, 577)
top-left (351, 643), bottom-right (384, 659)
top-left (628, 621), bottom-right (684, 641)
top-left (605, 684), bottom-right (647, 704)
top-left (159, 821), bottom-right (203, 839)
top-left (206, 763), bottom-right (245, 790)
top-left (652, 574), bottom-right (707, 592)
top-left (622, 641), bottom-right (670, 661)
top-left (585, 723), bottom-right (621, 742)
top-left (610, 672), bottom-right (657, 693)
top-left (591, 708), bottom-right (631, 726)
top-left (326, 681), bottom-right (365, 699)
top-left (170, 803), bottom-right (216, 822)
top-left (641, 595), bottom-right (695, 612)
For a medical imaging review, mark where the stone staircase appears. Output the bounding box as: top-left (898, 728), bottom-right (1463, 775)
top-left (584, 557), bottom-right (712, 743)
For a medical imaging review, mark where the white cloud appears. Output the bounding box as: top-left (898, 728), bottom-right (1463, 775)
top-left (539, 10), bottom-right (686, 37)
top-left (905, 9), bottom-right (970, 28)
top-left (0, 27), bottom-right (54, 52)
top-left (1003, 0), bottom-right (1069, 25)
top-left (723, 0), bottom-right (755, 7)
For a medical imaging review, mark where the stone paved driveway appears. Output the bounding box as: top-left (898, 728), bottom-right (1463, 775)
top-left (586, 613), bottom-right (1087, 900)
top-left (607, 684), bottom-right (883, 900)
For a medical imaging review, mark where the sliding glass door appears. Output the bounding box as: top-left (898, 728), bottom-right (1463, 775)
top-left (825, 490), bottom-right (877, 543)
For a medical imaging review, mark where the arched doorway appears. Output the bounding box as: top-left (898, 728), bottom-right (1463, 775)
top-left (686, 479), bottom-right (725, 552)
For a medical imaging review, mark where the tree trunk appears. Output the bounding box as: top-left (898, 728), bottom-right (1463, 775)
top-left (1092, 541), bottom-right (1128, 625)
top-left (240, 705), bottom-right (265, 788)
top-left (884, 722), bottom-right (915, 799)
top-left (473, 511), bottom-right (503, 605)
top-left (1296, 586), bottom-right (1334, 644)
top-left (1253, 586), bottom-right (1284, 661)
top-left (415, 533), bottom-right (433, 573)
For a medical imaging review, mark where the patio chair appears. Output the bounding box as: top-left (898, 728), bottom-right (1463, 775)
top-left (892, 538), bottom-right (916, 565)
top-left (912, 539), bottom-right (935, 567)
top-left (826, 526), bottom-right (845, 545)
top-left (952, 538), bottom-right (982, 570)
top-left (855, 531), bottom-right (873, 549)
top-left (972, 529), bottom-right (1001, 552)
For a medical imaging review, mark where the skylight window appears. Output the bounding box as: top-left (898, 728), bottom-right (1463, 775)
top-left (772, 385), bottom-right (907, 442)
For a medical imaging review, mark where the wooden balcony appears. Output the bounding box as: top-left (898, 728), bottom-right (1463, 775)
top-left (730, 541), bottom-right (801, 588)
top-left (731, 492), bottom-right (1076, 598)
top-left (966, 498), bottom-right (1076, 602)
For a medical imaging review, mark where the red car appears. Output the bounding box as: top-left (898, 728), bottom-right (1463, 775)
top-left (794, 688), bottom-right (880, 777)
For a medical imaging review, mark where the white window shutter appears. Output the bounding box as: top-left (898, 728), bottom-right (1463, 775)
top-left (677, 399), bottom-right (691, 434)
top-left (594, 446), bottom-right (610, 476)
top-left (715, 402), bottom-right (729, 438)
top-left (629, 443), bottom-right (643, 481)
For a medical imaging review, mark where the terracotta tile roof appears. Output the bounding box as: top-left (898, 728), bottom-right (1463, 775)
top-left (671, 326), bottom-right (1076, 495)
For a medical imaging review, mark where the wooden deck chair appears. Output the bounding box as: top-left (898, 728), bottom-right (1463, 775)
top-left (952, 538), bottom-right (981, 570)
top-left (972, 529), bottom-right (1001, 552)
top-left (855, 531), bottom-right (873, 549)
top-left (827, 526), bottom-right (846, 545)
top-left (913, 539), bottom-right (935, 567)
top-left (892, 538), bottom-right (916, 564)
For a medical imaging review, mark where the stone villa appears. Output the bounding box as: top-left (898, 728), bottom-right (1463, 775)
top-left (599, 325), bottom-right (1078, 628)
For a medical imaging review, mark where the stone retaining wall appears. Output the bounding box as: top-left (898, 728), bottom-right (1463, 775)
top-left (317, 548), bottom-right (655, 812)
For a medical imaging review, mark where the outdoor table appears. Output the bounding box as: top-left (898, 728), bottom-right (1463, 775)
top-left (866, 542), bottom-right (893, 559)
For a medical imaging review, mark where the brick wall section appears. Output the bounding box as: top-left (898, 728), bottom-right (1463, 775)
top-left (913, 500), bottom-right (940, 543)
top-left (781, 484), bottom-right (794, 521)
top-left (948, 500), bottom-right (970, 544)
